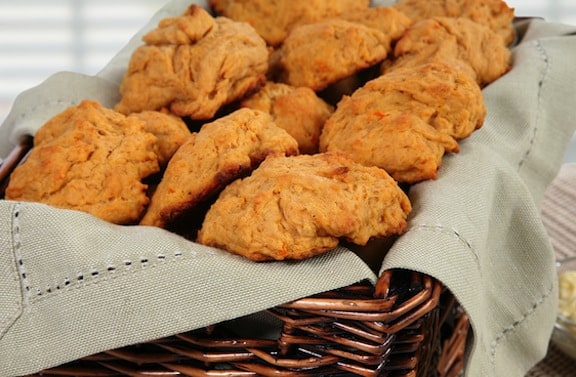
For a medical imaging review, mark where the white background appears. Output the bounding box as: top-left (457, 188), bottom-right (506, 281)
top-left (1, 0), bottom-right (575, 161)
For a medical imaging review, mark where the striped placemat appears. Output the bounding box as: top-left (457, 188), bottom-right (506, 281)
top-left (527, 163), bottom-right (576, 376)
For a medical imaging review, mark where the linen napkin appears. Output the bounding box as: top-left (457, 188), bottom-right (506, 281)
top-left (381, 18), bottom-right (576, 377)
top-left (1, 2), bottom-right (576, 377)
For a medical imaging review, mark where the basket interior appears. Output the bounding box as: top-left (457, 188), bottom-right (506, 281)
top-left (2, 139), bottom-right (470, 377)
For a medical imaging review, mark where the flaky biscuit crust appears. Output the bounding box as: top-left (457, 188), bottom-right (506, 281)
top-left (241, 82), bottom-right (333, 154)
top-left (370, 63), bottom-right (486, 139)
top-left (6, 100), bottom-right (160, 224)
top-left (387, 17), bottom-right (511, 86)
top-left (140, 108), bottom-right (299, 228)
top-left (393, 0), bottom-right (516, 45)
top-left (115, 5), bottom-right (269, 119)
top-left (320, 110), bottom-right (458, 183)
top-left (270, 19), bottom-right (391, 91)
top-left (128, 110), bottom-right (191, 167)
top-left (197, 152), bottom-right (411, 261)
top-left (338, 6), bottom-right (413, 48)
top-left (143, 4), bottom-right (216, 45)
top-left (320, 63), bottom-right (485, 183)
top-left (209, 0), bottom-right (370, 46)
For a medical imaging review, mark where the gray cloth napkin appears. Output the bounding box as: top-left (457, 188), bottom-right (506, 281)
top-left (1, 1), bottom-right (576, 376)
top-left (382, 18), bottom-right (576, 377)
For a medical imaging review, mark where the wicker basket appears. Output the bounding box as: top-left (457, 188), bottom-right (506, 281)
top-left (1, 138), bottom-right (470, 377)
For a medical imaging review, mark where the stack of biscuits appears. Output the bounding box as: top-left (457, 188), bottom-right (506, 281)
top-left (6, 0), bottom-right (515, 261)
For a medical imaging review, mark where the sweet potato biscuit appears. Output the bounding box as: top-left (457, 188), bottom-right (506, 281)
top-left (386, 17), bottom-right (511, 86)
top-left (348, 62), bottom-right (485, 140)
top-left (381, 40), bottom-right (478, 85)
top-left (240, 82), bottom-right (333, 154)
top-left (197, 152), bottom-right (412, 261)
top-left (320, 110), bottom-right (458, 183)
top-left (270, 19), bottom-right (391, 91)
top-left (115, 5), bottom-right (269, 120)
top-left (393, 0), bottom-right (516, 45)
top-left (320, 63), bottom-right (485, 183)
top-left (128, 110), bottom-right (191, 167)
top-left (5, 100), bottom-right (160, 224)
top-left (140, 108), bottom-right (299, 228)
top-left (142, 4), bottom-right (216, 45)
top-left (338, 6), bottom-right (413, 49)
top-left (209, 0), bottom-right (370, 46)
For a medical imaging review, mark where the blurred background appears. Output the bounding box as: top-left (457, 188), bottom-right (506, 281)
top-left (1, 0), bottom-right (575, 161)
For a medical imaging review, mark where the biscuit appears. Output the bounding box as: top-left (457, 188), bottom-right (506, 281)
top-left (128, 110), bottom-right (191, 167)
top-left (270, 19), bottom-right (391, 91)
top-left (115, 5), bottom-right (269, 120)
top-left (386, 17), bottom-right (511, 86)
top-left (352, 62), bottom-right (485, 140)
top-left (139, 108), bottom-right (299, 229)
top-left (320, 63), bottom-right (485, 183)
top-left (5, 100), bottom-right (160, 224)
top-left (338, 6), bottom-right (413, 49)
top-left (240, 82), bottom-right (333, 154)
top-left (142, 4), bottom-right (216, 45)
top-left (209, 0), bottom-right (370, 46)
top-left (197, 152), bottom-right (411, 261)
top-left (393, 0), bottom-right (516, 45)
top-left (320, 110), bottom-right (458, 183)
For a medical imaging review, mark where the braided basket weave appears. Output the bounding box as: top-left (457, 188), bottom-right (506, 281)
top-left (1, 138), bottom-right (470, 377)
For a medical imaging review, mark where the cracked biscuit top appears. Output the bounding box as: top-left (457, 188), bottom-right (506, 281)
top-left (270, 19), bottom-right (391, 91)
top-left (127, 110), bottom-right (191, 168)
top-left (115, 5), bottom-right (269, 120)
top-left (386, 16), bottom-right (511, 86)
top-left (139, 108), bottom-right (299, 229)
top-left (320, 62), bottom-right (485, 183)
top-left (393, 0), bottom-right (516, 45)
top-left (241, 82), bottom-right (334, 154)
top-left (209, 0), bottom-right (370, 46)
top-left (5, 100), bottom-right (160, 224)
top-left (197, 152), bottom-right (411, 261)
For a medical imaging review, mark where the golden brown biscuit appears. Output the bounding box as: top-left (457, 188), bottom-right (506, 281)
top-left (320, 110), bottom-right (458, 184)
top-left (393, 0), bottom-right (516, 45)
top-left (139, 108), bottom-right (299, 229)
top-left (197, 152), bottom-right (411, 261)
top-left (5, 100), bottom-right (159, 224)
top-left (240, 82), bottom-right (333, 154)
top-left (128, 110), bottom-right (191, 167)
top-left (338, 6), bottom-right (413, 48)
top-left (115, 5), bottom-right (269, 120)
top-left (386, 17), bottom-right (511, 86)
top-left (360, 62), bottom-right (485, 140)
top-left (270, 19), bottom-right (391, 91)
top-left (320, 63), bottom-right (485, 183)
top-left (209, 0), bottom-right (370, 46)
top-left (143, 4), bottom-right (216, 45)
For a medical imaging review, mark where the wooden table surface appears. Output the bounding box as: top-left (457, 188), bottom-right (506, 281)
top-left (527, 163), bottom-right (576, 376)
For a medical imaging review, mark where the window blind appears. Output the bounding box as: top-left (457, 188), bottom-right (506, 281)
top-left (0, 0), bottom-right (165, 123)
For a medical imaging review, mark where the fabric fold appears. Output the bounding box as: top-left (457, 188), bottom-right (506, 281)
top-left (1, 2), bottom-right (575, 376)
top-left (382, 19), bottom-right (576, 377)
top-left (0, 73), bottom-right (120, 157)
top-left (0, 201), bottom-right (376, 376)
